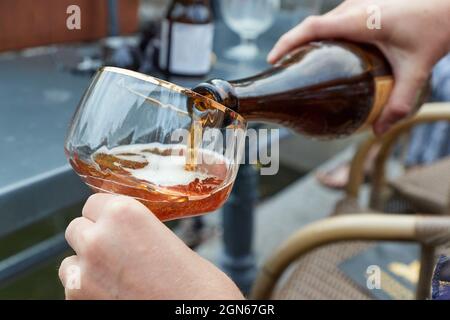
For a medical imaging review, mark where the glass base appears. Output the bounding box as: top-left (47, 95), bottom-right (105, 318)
top-left (225, 43), bottom-right (259, 61)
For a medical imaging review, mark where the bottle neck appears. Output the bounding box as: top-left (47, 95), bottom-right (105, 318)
top-left (193, 79), bottom-right (240, 112)
top-left (193, 75), bottom-right (298, 120)
top-left (193, 63), bottom-right (313, 120)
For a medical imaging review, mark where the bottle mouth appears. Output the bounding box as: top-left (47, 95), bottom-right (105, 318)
top-left (193, 79), bottom-right (240, 112)
top-left (192, 82), bottom-right (223, 102)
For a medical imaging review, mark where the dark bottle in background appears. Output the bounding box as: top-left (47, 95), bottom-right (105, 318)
top-left (159, 0), bottom-right (214, 76)
top-left (194, 41), bottom-right (396, 138)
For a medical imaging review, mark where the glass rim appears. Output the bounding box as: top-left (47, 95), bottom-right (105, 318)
top-left (99, 66), bottom-right (247, 126)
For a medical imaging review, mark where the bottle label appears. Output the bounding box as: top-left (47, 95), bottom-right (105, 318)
top-left (159, 20), bottom-right (214, 75)
top-left (363, 75), bottom-right (394, 128)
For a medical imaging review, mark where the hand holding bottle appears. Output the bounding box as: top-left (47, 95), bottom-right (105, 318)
top-left (268, 0), bottom-right (450, 135)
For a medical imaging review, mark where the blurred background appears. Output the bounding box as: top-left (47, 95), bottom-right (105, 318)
top-left (1, 0), bottom-right (448, 300)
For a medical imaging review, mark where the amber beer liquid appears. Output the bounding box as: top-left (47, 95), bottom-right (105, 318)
top-left (69, 143), bottom-right (233, 221)
top-left (194, 41), bottom-right (395, 138)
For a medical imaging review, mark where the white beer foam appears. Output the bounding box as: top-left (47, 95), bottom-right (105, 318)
top-left (94, 143), bottom-right (226, 187)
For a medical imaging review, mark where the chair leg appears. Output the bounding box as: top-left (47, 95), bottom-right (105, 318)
top-left (416, 244), bottom-right (435, 300)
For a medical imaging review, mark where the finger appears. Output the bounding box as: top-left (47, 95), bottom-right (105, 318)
top-left (267, 14), bottom-right (358, 64)
top-left (82, 193), bottom-right (117, 222)
top-left (65, 217), bottom-right (94, 254)
top-left (83, 193), bottom-right (152, 224)
top-left (58, 255), bottom-right (81, 289)
top-left (373, 68), bottom-right (428, 135)
top-left (59, 255), bottom-right (108, 300)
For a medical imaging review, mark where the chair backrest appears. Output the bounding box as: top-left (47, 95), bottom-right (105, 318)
top-left (251, 214), bottom-right (450, 300)
top-left (370, 103), bottom-right (450, 210)
top-left (388, 156), bottom-right (450, 214)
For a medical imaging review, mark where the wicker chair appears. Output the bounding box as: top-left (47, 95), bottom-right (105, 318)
top-left (250, 103), bottom-right (450, 300)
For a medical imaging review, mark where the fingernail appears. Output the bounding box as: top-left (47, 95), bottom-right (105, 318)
top-left (267, 51), bottom-right (275, 63)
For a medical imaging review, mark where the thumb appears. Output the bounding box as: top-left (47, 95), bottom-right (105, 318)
top-left (373, 65), bottom-right (429, 135)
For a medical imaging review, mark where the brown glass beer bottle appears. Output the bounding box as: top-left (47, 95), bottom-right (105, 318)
top-left (159, 0), bottom-right (214, 76)
top-left (193, 41), bottom-right (396, 138)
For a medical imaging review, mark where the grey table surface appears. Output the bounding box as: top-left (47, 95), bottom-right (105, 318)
top-left (0, 17), bottom-right (292, 237)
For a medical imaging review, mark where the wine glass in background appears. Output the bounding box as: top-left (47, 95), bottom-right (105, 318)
top-left (221, 0), bottom-right (280, 61)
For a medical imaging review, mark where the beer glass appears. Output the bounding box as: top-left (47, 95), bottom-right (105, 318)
top-left (65, 67), bottom-right (247, 221)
